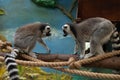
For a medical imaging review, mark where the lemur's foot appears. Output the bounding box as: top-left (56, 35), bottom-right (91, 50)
top-left (29, 52), bottom-right (37, 58)
top-left (80, 54), bottom-right (85, 59)
top-left (17, 49), bottom-right (27, 54)
top-left (84, 53), bottom-right (94, 59)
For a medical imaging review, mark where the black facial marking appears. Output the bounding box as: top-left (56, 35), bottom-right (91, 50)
top-left (46, 32), bottom-right (51, 36)
top-left (39, 23), bottom-right (51, 37)
top-left (46, 29), bottom-right (51, 36)
top-left (64, 26), bottom-right (67, 29)
top-left (67, 23), bottom-right (77, 38)
top-left (47, 27), bottom-right (50, 30)
top-left (63, 29), bottom-right (68, 37)
top-left (39, 24), bottom-right (47, 33)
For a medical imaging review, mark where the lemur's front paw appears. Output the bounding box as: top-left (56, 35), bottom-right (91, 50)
top-left (47, 49), bottom-right (51, 54)
top-left (84, 53), bottom-right (94, 59)
top-left (74, 51), bottom-right (79, 55)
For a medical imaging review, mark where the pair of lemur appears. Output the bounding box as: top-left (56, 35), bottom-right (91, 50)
top-left (5, 17), bottom-right (120, 80)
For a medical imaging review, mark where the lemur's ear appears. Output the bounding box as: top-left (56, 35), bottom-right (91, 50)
top-left (68, 23), bottom-right (77, 38)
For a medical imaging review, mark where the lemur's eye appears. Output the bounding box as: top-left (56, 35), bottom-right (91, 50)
top-left (47, 27), bottom-right (50, 30)
top-left (64, 26), bottom-right (67, 29)
top-left (46, 26), bottom-right (51, 31)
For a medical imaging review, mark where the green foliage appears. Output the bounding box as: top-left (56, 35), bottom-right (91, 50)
top-left (0, 64), bottom-right (72, 80)
top-left (0, 63), bottom-right (9, 80)
top-left (0, 9), bottom-right (5, 15)
top-left (17, 65), bottom-right (72, 80)
top-left (31, 0), bottom-right (56, 8)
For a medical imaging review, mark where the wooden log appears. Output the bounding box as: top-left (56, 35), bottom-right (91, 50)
top-left (36, 53), bottom-right (79, 61)
top-left (0, 52), bottom-right (120, 70)
top-left (84, 56), bottom-right (120, 70)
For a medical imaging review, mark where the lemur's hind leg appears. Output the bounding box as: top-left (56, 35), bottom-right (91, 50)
top-left (84, 39), bottom-right (104, 58)
top-left (21, 41), bottom-right (37, 58)
top-left (27, 44), bottom-right (37, 58)
top-left (84, 26), bottom-right (112, 58)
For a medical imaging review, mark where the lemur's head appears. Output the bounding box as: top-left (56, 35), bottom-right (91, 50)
top-left (62, 23), bottom-right (77, 38)
top-left (39, 23), bottom-right (51, 37)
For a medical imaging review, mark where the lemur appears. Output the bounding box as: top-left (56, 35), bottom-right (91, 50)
top-left (4, 22), bottom-right (52, 80)
top-left (14, 22), bottom-right (51, 58)
top-left (62, 17), bottom-right (120, 59)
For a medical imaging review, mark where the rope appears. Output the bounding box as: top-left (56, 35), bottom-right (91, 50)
top-left (1, 40), bottom-right (120, 80)
top-left (1, 40), bottom-right (120, 69)
top-left (0, 56), bottom-right (4, 62)
top-left (20, 54), bottom-right (43, 62)
top-left (20, 54), bottom-right (75, 63)
top-left (0, 55), bottom-right (74, 67)
top-left (1, 51), bottom-right (120, 80)
top-left (55, 68), bottom-right (120, 80)
top-left (20, 52), bottom-right (120, 80)
top-left (16, 59), bottom-right (72, 67)
top-left (69, 50), bottom-right (120, 69)
top-left (0, 41), bottom-right (75, 67)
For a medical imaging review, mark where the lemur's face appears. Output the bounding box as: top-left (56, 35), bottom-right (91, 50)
top-left (44, 25), bottom-right (51, 36)
top-left (62, 24), bottom-right (71, 37)
top-left (40, 24), bottom-right (51, 37)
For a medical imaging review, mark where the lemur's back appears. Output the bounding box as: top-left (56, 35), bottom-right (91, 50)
top-left (75, 17), bottom-right (115, 40)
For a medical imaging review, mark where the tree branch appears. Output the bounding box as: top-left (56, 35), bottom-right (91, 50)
top-left (69, 0), bottom-right (78, 13)
top-left (1, 52), bottom-right (120, 70)
top-left (55, 4), bottom-right (75, 22)
top-left (84, 56), bottom-right (120, 70)
top-left (36, 53), bottom-right (79, 61)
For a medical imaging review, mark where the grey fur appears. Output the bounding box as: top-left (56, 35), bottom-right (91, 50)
top-left (14, 22), bottom-right (51, 58)
top-left (62, 17), bottom-right (115, 59)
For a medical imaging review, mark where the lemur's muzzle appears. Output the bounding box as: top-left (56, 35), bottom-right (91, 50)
top-left (46, 27), bottom-right (51, 36)
top-left (46, 31), bottom-right (51, 36)
top-left (63, 29), bottom-right (68, 37)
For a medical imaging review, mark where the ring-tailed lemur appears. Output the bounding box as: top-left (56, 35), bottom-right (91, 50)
top-left (62, 17), bottom-right (120, 59)
top-left (14, 22), bottom-right (51, 58)
top-left (111, 28), bottom-right (120, 51)
top-left (4, 49), bottom-right (19, 80)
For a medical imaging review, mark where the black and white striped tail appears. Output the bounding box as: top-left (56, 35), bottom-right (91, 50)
top-left (4, 49), bottom-right (19, 80)
top-left (111, 29), bottom-right (120, 50)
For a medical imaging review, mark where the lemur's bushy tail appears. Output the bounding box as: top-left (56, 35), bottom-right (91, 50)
top-left (4, 49), bottom-right (19, 80)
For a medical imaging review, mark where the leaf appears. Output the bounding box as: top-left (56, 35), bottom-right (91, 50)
top-left (0, 9), bottom-right (5, 15)
top-left (31, 0), bottom-right (56, 8)
top-left (0, 64), bottom-right (8, 80)
top-left (17, 65), bottom-right (72, 80)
